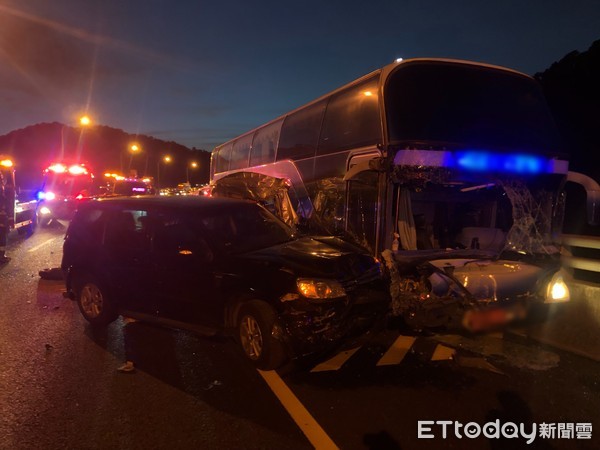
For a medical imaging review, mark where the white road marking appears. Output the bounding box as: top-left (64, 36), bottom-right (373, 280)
top-left (430, 344), bottom-right (456, 361)
top-left (258, 370), bottom-right (339, 449)
top-left (310, 347), bottom-right (361, 373)
top-left (27, 238), bottom-right (57, 253)
top-left (376, 335), bottom-right (416, 366)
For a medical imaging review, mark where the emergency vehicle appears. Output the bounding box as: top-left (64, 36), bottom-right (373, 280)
top-left (36, 162), bottom-right (94, 226)
top-left (0, 157), bottom-right (38, 236)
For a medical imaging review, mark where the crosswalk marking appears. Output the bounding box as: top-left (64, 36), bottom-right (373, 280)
top-left (430, 344), bottom-right (456, 361)
top-left (306, 332), bottom-right (510, 373)
top-left (310, 347), bottom-right (361, 373)
top-left (376, 335), bottom-right (417, 366)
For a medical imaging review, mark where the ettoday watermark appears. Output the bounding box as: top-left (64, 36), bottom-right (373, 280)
top-left (418, 420), bottom-right (592, 444)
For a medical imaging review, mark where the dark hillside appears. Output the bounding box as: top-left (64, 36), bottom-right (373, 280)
top-left (0, 122), bottom-right (211, 191)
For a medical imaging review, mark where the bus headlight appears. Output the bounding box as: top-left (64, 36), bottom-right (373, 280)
top-left (39, 206), bottom-right (52, 215)
top-left (297, 278), bottom-right (346, 300)
top-left (545, 273), bottom-right (570, 303)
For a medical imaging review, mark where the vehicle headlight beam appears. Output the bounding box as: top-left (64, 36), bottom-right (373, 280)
top-left (297, 278), bottom-right (346, 300)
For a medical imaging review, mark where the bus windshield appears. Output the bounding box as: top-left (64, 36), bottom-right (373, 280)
top-left (385, 62), bottom-right (562, 153)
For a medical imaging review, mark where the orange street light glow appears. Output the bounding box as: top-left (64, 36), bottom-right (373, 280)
top-left (1, 159), bottom-right (13, 168)
top-left (80, 116), bottom-right (91, 126)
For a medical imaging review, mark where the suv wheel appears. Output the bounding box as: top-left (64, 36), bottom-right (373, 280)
top-left (238, 300), bottom-right (286, 370)
top-left (75, 276), bottom-right (118, 326)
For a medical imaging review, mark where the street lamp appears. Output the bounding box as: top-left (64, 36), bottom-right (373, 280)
top-left (60, 114), bottom-right (93, 161)
top-left (128, 144), bottom-right (141, 175)
top-left (157, 155), bottom-right (172, 189)
top-left (187, 161), bottom-right (198, 184)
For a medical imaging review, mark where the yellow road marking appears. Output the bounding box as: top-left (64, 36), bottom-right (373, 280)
top-left (376, 335), bottom-right (416, 366)
top-left (310, 347), bottom-right (361, 373)
top-left (28, 238), bottom-right (57, 253)
top-left (258, 370), bottom-right (339, 449)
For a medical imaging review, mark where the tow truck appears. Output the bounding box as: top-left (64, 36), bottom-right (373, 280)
top-left (36, 162), bottom-right (94, 226)
top-left (0, 157), bottom-right (38, 235)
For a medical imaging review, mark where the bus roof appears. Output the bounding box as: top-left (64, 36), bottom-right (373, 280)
top-left (213, 58), bottom-right (532, 151)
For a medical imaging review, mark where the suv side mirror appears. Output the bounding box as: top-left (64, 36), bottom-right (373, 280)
top-left (567, 171), bottom-right (600, 226)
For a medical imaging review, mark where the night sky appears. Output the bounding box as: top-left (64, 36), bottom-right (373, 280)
top-left (1, 0), bottom-right (599, 151)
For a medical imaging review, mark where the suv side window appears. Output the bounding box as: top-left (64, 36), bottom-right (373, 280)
top-left (105, 208), bottom-right (150, 252)
top-left (69, 207), bottom-right (108, 242)
top-left (152, 211), bottom-right (213, 263)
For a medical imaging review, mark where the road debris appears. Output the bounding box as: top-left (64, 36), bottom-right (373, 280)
top-left (117, 361), bottom-right (135, 373)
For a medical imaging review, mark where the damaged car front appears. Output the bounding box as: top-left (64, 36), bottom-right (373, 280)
top-left (217, 224), bottom-right (389, 366)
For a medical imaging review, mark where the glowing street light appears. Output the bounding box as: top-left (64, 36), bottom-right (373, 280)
top-left (79, 115), bottom-right (91, 126)
top-left (187, 161), bottom-right (198, 184)
top-left (126, 144), bottom-right (142, 176)
top-left (157, 155), bottom-right (172, 188)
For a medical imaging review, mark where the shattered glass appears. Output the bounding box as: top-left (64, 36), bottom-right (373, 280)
top-left (212, 172), bottom-right (300, 227)
top-left (499, 179), bottom-right (559, 255)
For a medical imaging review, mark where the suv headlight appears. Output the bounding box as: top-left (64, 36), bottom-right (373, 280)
top-left (545, 273), bottom-right (570, 303)
top-left (297, 278), bottom-right (346, 300)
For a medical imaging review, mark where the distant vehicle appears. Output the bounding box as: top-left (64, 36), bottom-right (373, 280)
top-left (0, 157), bottom-right (37, 235)
top-left (210, 58), bottom-right (593, 331)
top-left (111, 177), bottom-right (155, 196)
top-left (61, 196), bottom-right (388, 369)
top-left (37, 162), bottom-right (94, 226)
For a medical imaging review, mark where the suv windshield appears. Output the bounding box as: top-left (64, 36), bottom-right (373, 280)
top-left (197, 203), bottom-right (294, 253)
top-left (385, 61), bottom-right (562, 153)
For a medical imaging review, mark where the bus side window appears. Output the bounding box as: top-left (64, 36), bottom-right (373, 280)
top-left (277, 100), bottom-right (327, 162)
top-left (230, 134), bottom-right (253, 170)
top-left (250, 119), bottom-right (283, 167)
top-left (215, 143), bottom-right (233, 173)
top-left (346, 171), bottom-right (379, 253)
top-left (318, 76), bottom-right (381, 155)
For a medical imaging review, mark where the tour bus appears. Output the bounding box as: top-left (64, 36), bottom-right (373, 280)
top-left (209, 58), bottom-right (599, 331)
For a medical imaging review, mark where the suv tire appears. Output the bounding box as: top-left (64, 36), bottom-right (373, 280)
top-left (75, 275), bottom-right (118, 326)
top-left (238, 300), bottom-right (286, 370)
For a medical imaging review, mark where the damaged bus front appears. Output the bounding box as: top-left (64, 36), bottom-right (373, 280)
top-left (378, 150), bottom-right (570, 331)
top-left (210, 58), bottom-right (596, 332)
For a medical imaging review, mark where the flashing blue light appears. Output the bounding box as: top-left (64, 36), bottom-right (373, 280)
top-left (455, 151), bottom-right (545, 174)
top-left (36, 191), bottom-right (45, 201)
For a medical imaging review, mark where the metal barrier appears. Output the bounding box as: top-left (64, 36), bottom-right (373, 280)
top-left (561, 234), bottom-right (600, 277)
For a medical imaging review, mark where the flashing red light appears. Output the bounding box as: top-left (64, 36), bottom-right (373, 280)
top-left (47, 163), bottom-right (67, 173)
top-left (68, 165), bottom-right (88, 175)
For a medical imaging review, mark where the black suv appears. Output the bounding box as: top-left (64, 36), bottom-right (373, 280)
top-left (62, 196), bottom-right (388, 369)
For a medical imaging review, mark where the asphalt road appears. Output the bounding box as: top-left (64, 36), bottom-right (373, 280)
top-left (1, 224), bottom-right (599, 450)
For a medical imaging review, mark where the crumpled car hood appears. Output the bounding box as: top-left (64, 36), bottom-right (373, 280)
top-left (240, 236), bottom-right (381, 285)
top-left (429, 258), bottom-right (544, 301)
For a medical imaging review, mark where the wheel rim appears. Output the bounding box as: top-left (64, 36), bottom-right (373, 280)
top-left (80, 283), bottom-right (103, 318)
top-left (240, 315), bottom-right (263, 360)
